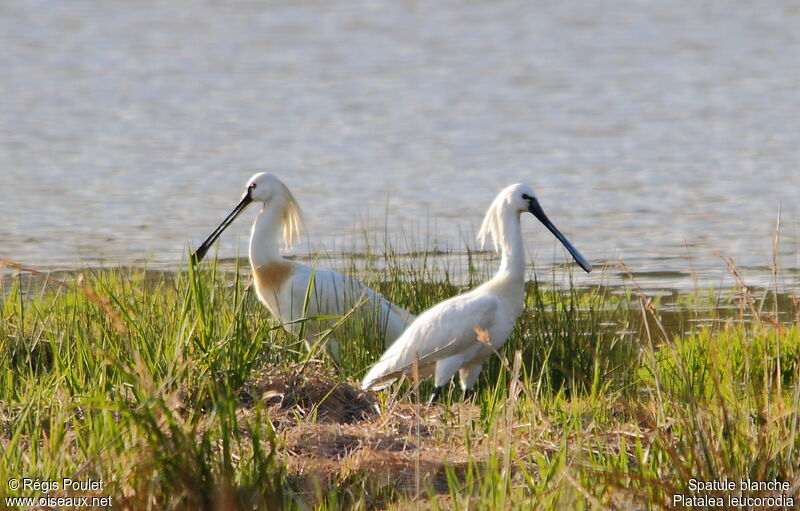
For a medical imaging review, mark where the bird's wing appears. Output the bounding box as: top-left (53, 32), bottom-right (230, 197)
top-left (285, 267), bottom-right (365, 314)
top-left (286, 265), bottom-right (414, 343)
top-left (361, 293), bottom-right (498, 390)
top-left (338, 273), bottom-right (417, 345)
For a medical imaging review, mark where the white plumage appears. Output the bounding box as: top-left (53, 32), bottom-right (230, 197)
top-left (193, 173), bottom-right (415, 360)
top-left (361, 183), bottom-right (591, 401)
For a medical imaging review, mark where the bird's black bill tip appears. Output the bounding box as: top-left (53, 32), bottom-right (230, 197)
top-left (528, 200), bottom-right (592, 273)
top-left (190, 247), bottom-right (208, 265)
top-left (576, 257), bottom-right (593, 273)
top-left (190, 194), bottom-right (253, 267)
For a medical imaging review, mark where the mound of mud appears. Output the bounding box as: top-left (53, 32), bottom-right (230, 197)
top-left (288, 423), bottom-right (416, 459)
top-left (243, 368), bottom-right (378, 424)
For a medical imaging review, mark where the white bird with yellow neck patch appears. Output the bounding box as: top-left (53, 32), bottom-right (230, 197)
top-left (361, 183), bottom-right (592, 403)
top-left (192, 173), bottom-right (415, 360)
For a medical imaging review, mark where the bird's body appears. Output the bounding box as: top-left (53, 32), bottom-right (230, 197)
top-left (193, 173), bottom-right (414, 359)
top-left (250, 259), bottom-right (414, 359)
top-left (361, 183), bottom-right (591, 399)
top-left (361, 259), bottom-right (523, 393)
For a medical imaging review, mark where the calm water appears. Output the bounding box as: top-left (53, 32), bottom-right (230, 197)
top-left (2, 0), bottom-right (799, 291)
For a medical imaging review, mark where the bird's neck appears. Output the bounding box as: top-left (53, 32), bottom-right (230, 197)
top-left (495, 210), bottom-right (526, 285)
top-left (249, 202), bottom-right (285, 268)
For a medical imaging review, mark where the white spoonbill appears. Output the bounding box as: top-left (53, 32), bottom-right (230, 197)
top-left (192, 173), bottom-right (415, 360)
top-left (361, 183), bottom-right (591, 402)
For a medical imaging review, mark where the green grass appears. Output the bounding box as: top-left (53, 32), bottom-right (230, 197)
top-left (0, 249), bottom-right (798, 510)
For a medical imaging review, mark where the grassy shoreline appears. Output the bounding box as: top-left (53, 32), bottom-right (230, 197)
top-left (1, 252), bottom-right (799, 510)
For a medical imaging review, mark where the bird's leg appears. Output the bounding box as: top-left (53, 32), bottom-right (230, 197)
top-left (463, 388), bottom-right (475, 401)
top-left (428, 386), bottom-right (443, 405)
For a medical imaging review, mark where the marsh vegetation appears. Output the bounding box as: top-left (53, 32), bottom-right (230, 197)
top-left (1, 247), bottom-right (798, 510)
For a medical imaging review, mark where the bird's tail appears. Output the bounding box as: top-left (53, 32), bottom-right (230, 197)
top-left (362, 339), bottom-right (449, 391)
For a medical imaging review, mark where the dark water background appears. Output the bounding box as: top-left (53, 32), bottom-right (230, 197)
top-left (2, 0), bottom-right (799, 292)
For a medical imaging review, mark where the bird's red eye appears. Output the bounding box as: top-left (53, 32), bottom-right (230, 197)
top-left (249, 183), bottom-right (257, 189)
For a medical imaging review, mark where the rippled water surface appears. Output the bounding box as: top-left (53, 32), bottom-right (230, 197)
top-left (2, 0), bottom-right (799, 290)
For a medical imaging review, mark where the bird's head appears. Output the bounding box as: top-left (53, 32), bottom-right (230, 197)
top-left (244, 172), bottom-right (286, 203)
top-left (478, 183), bottom-right (592, 273)
top-left (500, 183), bottom-right (539, 213)
top-left (192, 173), bottom-right (303, 263)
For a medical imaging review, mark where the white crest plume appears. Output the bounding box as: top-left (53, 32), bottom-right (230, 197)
top-left (276, 181), bottom-right (303, 248)
top-left (476, 190), bottom-right (508, 253)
